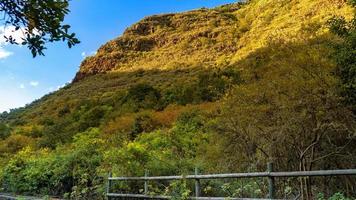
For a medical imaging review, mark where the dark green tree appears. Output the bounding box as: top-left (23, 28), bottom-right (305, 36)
top-left (0, 0), bottom-right (79, 57)
top-left (0, 122), bottom-right (11, 139)
top-left (124, 83), bottom-right (161, 110)
top-left (329, 0), bottom-right (356, 111)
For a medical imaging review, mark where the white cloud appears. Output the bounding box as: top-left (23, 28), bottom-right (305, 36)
top-left (48, 85), bottom-right (63, 93)
top-left (30, 81), bottom-right (39, 87)
top-left (48, 81), bottom-right (70, 92)
top-left (0, 26), bottom-right (25, 59)
top-left (0, 48), bottom-right (13, 59)
top-left (81, 51), bottom-right (97, 58)
top-left (57, 83), bottom-right (66, 90)
top-left (0, 25), bottom-right (25, 45)
top-left (19, 84), bottom-right (25, 89)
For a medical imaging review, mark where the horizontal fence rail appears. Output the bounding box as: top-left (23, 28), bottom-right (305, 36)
top-left (0, 193), bottom-right (45, 200)
top-left (108, 169), bottom-right (356, 181)
top-left (106, 164), bottom-right (356, 200)
top-left (106, 193), bottom-right (285, 200)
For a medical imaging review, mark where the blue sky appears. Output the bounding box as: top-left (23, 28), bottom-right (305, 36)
top-left (0, 0), bottom-right (236, 112)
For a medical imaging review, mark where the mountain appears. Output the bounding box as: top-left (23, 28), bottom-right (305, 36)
top-left (0, 0), bottom-right (355, 199)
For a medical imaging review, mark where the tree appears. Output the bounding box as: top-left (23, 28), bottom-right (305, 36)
top-left (213, 37), bottom-right (356, 199)
top-left (328, 0), bottom-right (356, 112)
top-left (0, 0), bottom-right (79, 57)
top-left (0, 122), bottom-right (11, 139)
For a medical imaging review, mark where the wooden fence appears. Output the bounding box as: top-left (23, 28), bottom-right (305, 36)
top-left (106, 163), bottom-right (356, 200)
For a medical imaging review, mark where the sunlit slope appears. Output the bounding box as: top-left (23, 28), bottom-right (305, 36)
top-left (1, 0), bottom-right (353, 128)
top-left (75, 0), bottom-right (353, 80)
top-left (231, 0), bottom-right (354, 61)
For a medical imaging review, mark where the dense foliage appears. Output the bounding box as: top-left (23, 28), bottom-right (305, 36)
top-left (329, 0), bottom-right (356, 111)
top-left (0, 0), bottom-right (355, 199)
top-left (0, 0), bottom-right (79, 56)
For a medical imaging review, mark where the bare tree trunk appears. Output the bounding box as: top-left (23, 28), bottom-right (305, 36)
top-left (306, 145), bottom-right (315, 199)
top-left (299, 157), bottom-right (308, 200)
top-left (303, 160), bottom-right (311, 200)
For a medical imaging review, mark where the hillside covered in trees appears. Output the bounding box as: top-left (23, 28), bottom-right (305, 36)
top-left (0, 0), bottom-right (355, 199)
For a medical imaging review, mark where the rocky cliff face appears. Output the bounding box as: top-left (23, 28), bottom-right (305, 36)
top-left (74, 3), bottom-right (243, 81)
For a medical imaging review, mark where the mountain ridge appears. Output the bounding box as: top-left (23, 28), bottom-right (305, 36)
top-left (0, 0), bottom-right (355, 198)
top-left (74, 0), bottom-right (353, 81)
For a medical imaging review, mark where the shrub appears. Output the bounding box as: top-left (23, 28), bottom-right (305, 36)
top-left (0, 134), bottom-right (34, 156)
top-left (130, 113), bottom-right (158, 140)
top-left (123, 83), bottom-right (161, 110)
top-left (78, 106), bottom-right (108, 131)
top-left (0, 123), bottom-right (11, 139)
top-left (1, 128), bottom-right (104, 198)
top-left (164, 180), bottom-right (191, 200)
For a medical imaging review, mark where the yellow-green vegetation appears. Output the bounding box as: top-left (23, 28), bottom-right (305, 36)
top-left (0, 0), bottom-right (355, 199)
top-left (75, 0), bottom-right (353, 79)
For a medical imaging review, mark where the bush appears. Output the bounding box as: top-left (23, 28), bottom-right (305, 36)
top-left (0, 134), bottom-right (34, 156)
top-left (0, 123), bottom-right (11, 139)
top-left (162, 68), bottom-right (241, 105)
top-left (318, 192), bottom-right (353, 200)
top-left (328, 1), bottom-right (356, 111)
top-left (130, 113), bottom-right (158, 140)
top-left (123, 83), bottom-right (161, 110)
top-left (164, 180), bottom-right (191, 200)
top-left (78, 106), bottom-right (108, 131)
top-left (107, 110), bottom-right (206, 177)
top-left (162, 84), bottom-right (200, 105)
top-left (2, 128), bottom-right (105, 198)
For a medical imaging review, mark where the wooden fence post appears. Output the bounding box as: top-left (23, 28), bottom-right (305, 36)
top-left (107, 172), bottom-right (112, 200)
top-left (195, 167), bottom-right (201, 198)
top-left (144, 170), bottom-right (149, 195)
top-left (267, 162), bottom-right (275, 199)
